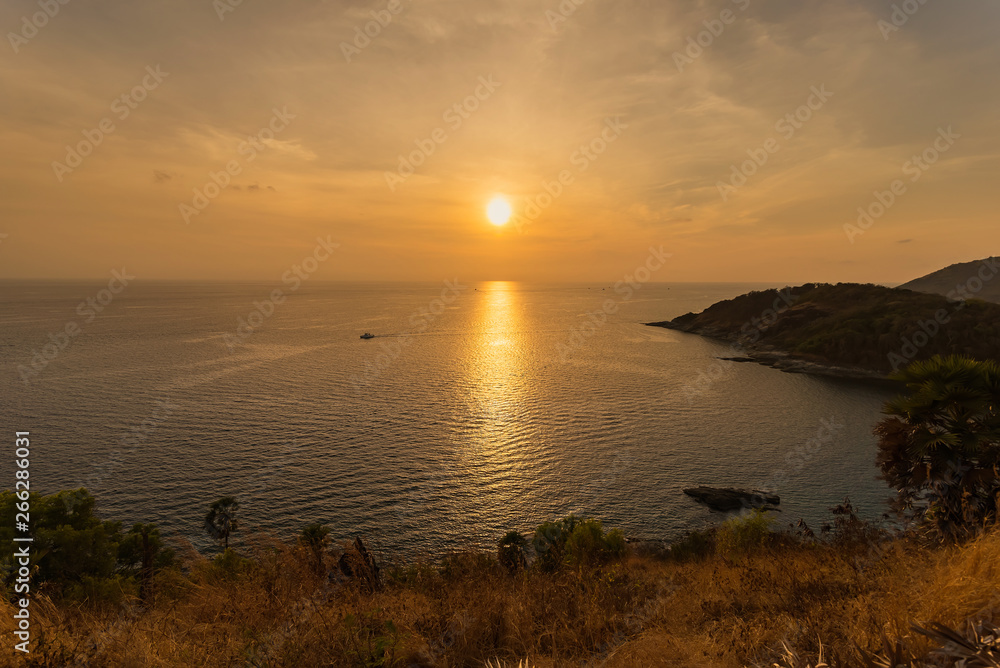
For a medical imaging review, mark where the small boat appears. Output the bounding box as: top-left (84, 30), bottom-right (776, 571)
top-left (360, 333), bottom-right (375, 340)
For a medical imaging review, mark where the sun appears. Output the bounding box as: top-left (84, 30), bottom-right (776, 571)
top-left (486, 196), bottom-right (512, 226)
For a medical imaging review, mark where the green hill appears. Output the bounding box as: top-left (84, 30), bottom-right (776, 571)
top-left (899, 256), bottom-right (1000, 304)
top-left (648, 282), bottom-right (1000, 377)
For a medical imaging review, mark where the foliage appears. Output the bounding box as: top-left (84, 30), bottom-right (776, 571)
top-left (667, 528), bottom-right (715, 561)
top-left (875, 355), bottom-right (1000, 541)
top-left (664, 283), bottom-right (1000, 373)
top-left (204, 496), bottom-right (240, 551)
top-left (6, 492), bottom-right (1000, 667)
top-left (119, 523), bottom-right (175, 600)
top-left (209, 548), bottom-right (250, 581)
top-left (343, 610), bottom-right (403, 667)
top-left (531, 515), bottom-right (625, 572)
top-left (497, 530), bottom-right (528, 575)
top-left (715, 508), bottom-right (773, 556)
top-left (775, 622), bottom-right (1000, 667)
top-left (563, 519), bottom-right (626, 566)
top-left (0, 489), bottom-right (173, 603)
top-left (298, 523), bottom-right (330, 574)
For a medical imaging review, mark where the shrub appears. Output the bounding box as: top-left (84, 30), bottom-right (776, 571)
top-left (716, 509), bottom-right (773, 556)
top-left (66, 574), bottom-right (135, 607)
top-left (497, 531), bottom-right (528, 575)
top-left (563, 520), bottom-right (625, 566)
top-left (667, 528), bottom-right (715, 561)
top-left (531, 515), bottom-right (626, 571)
top-left (343, 610), bottom-right (403, 667)
top-left (298, 523), bottom-right (331, 574)
top-left (209, 548), bottom-right (251, 581)
top-left (532, 516), bottom-right (577, 572)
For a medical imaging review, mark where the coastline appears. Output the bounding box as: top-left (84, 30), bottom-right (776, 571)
top-left (645, 320), bottom-right (902, 387)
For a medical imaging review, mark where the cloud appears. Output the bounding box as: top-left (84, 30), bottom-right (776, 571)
top-left (0, 0), bottom-right (997, 282)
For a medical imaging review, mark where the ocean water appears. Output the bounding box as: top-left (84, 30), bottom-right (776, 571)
top-left (1, 281), bottom-right (896, 556)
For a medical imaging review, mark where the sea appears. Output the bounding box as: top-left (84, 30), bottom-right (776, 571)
top-left (0, 281), bottom-right (897, 557)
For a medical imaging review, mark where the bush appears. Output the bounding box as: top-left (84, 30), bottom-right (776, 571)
top-left (667, 529), bottom-right (715, 561)
top-left (564, 520), bottom-right (626, 566)
top-left (532, 515), bottom-right (626, 571)
top-left (343, 610), bottom-right (403, 667)
top-left (209, 548), bottom-right (251, 581)
top-left (298, 523), bottom-right (331, 574)
top-left (716, 509), bottom-right (773, 556)
top-left (497, 530), bottom-right (528, 575)
top-left (66, 574), bottom-right (135, 607)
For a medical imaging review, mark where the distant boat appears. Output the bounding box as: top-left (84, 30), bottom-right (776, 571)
top-left (360, 333), bottom-right (375, 340)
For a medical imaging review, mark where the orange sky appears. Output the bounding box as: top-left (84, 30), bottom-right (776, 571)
top-left (1, 0), bottom-right (998, 283)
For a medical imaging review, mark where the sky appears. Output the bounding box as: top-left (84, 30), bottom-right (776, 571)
top-left (1, 0), bottom-right (998, 284)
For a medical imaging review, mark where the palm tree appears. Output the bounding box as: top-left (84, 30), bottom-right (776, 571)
top-left (875, 355), bottom-right (1000, 541)
top-left (204, 497), bottom-right (240, 551)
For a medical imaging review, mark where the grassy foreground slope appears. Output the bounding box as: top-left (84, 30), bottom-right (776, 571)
top-left (1, 516), bottom-right (998, 667)
top-left (649, 283), bottom-right (1000, 376)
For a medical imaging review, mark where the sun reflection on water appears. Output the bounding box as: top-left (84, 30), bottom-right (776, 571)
top-left (460, 281), bottom-right (531, 475)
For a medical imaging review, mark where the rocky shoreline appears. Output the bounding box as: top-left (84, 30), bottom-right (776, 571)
top-left (646, 319), bottom-right (898, 385)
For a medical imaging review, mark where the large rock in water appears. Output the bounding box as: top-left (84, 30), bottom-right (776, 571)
top-left (683, 487), bottom-right (780, 512)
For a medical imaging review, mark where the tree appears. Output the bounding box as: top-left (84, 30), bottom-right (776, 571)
top-left (875, 355), bottom-right (1000, 541)
top-left (0, 488), bottom-right (122, 588)
top-left (204, 497), bottom-right (240, 551)
top-left (299, 523), bottom-right (331, 574)
top-left (119, 523), bottom-right (173, 601)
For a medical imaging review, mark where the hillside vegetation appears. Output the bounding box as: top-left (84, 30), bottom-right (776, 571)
top-left (900, 257), bottom-right (1000, 304)
top-left (649, 283), bottom-right (1000, 375)
top-left (2, 498), bottom-right (999, 667)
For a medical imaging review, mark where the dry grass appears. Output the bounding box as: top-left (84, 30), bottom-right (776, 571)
top-left (1, 528), bottom-right (998, 667)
